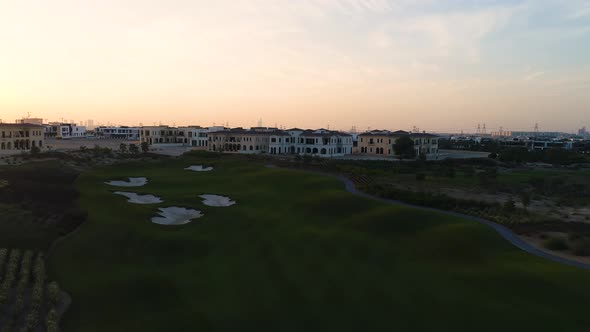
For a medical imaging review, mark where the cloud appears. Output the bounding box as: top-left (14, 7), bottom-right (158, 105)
top-left (564, 0), bottom-right (590, 20)
top-left (369, 6), bottom-right (521, 67)
top-left (523, 70), bottom-right (545, 81)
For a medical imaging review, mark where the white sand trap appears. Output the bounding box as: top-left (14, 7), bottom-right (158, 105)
top-left (151, 207), bottom-right (203, 226)
top-left (114, 192), bottom-right (162, 204)
top-left (185, 165), bottom-right (213, 172)
top-left (105, 177), bottom-right (148, 187)
top-left (199, 194), bottom-right (236, 207)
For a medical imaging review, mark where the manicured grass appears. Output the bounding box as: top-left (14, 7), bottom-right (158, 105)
top-left (48, 155), bottom-right (590, 332)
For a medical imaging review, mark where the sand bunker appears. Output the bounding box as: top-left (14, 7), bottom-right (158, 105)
top-left (105, 177), bottom-right (148, 187)
top-left (151, 207), bottom-right (203, 225)
top-left (199, 194), bottom-right (236, 207)
top-left (114, 192), bottom-right (162, 204)
top-left (185, 165), bottom-right (213, 172)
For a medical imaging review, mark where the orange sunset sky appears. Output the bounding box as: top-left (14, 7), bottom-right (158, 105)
top-left (1, 0), bottom-right (589, 133)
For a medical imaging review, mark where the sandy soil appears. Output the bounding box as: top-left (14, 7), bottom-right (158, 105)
top-left (151, 207), bottom-right (203, 225)
top-left (199, 194), bottom-right (235, 207)
top-left (185, 165), bottom-right (214, 172)
top-left (105, 177), bottom-right (148, 187)
top-left (114, 192), bottom-right (162, 204)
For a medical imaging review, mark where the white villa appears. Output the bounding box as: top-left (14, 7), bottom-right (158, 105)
top-left (95, 126), bottom-right (140, 140)
top-left (44, 122), bottom-right (87, 139)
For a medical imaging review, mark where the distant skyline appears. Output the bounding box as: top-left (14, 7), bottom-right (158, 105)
top-left (1, 0), bottom-right (589, 132)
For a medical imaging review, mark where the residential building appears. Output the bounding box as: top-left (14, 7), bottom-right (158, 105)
top-left (140, 126), bottom-right (185, 146)
top-left (288, 129), bottom-right (353, 156)
top-left (208, 128), bottom-right (274, 154)
top-left (0, 123), bottom-right (45, 155)
top-left (358, 130), bottom-right (395, 156)
top-left (411, 132), bottom-right (439, 156)
top-left (44, 123), bottom-right (87, 139)
top-left (358, 130), bottom-right (439, 158)
top-left (140, 125), bottom-right (228, 148)
top-left (95, 126), bottom-right (140, 140)
top-left (207, 127), bottom-right (353, 157)
top-left (183, 126), bottom-right (226, 149)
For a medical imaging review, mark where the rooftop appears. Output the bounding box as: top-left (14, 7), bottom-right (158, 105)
top-left (0, 123), bottom-right (43, 128)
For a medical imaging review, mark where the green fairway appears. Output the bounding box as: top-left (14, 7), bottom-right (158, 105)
top-left (48, 155), bottom-right (590, 332)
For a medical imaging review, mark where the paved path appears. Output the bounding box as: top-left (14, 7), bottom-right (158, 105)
top-left (269, 165), bottom-right (590, 271)
top-left (333, 174), bottom-right (590, 271)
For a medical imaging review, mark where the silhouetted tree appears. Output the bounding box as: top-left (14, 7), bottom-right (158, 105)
top-left (520, 192), bottom-right (531, 210)
top-left (119, 143), bottom-right (127, 154)
top-left (128, 144), bottom-right (139, 154)
top-left (140, 142), bottom-right (149, 153)
top-left (393, 135), bottom-right (416, 160)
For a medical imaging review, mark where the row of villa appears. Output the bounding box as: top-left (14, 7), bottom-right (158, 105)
top-left (0, 119), bottom-right (439, 159)
top-left (139, 126), bottom-right (439, 158)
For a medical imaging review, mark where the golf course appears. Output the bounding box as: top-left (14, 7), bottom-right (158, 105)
top-left (47, 153), bottom-right (590, 332)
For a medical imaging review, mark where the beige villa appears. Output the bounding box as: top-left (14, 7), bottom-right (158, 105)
top-left (0, 123), bottom-right (45, 155)
top-left (358, 130), bottom-right (439, 158)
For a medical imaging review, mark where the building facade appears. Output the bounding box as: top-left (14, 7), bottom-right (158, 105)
top-left (140, 126), bottom-right (184, 146)
top-left (44, 123), bottom-right (86, 139)
top-left (207, 128), bottom-right (273, 154)
top-left (358, 130), bottom-right (439, 158)
top-left (207, 127), bottom-right (353, 157)
top-left (0, 123), bottom-right (45, 155)
top-left (358, 130), bottom-right (395, 156)
top-left (95, 126), bottom-right (140, 140)
top-left (140, 126), bottom-right (228, 148)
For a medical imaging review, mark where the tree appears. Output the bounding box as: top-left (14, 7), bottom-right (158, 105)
top-left (140, 142), bottom-right (149, 153)
top-left (393, 135), bottom-right (416, 160)
top-left (520, 191), bottom-right (531, 210)
top-left (119, 143), bottom-right (127, 154)
top-left (503, 199), bottom-right (516, 212)
top-left (30, 146), bottom-right (41, 155)
top-left (128, 144), bottom-right (139, 154)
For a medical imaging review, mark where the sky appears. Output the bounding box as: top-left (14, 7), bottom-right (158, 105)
top-left (1, 0), bottom-right (589, 133)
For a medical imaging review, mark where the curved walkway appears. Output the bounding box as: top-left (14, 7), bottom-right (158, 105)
top-left (332, 174), bottom-right (590, 271)
top-left (268, 164), bottom-right (590, 271)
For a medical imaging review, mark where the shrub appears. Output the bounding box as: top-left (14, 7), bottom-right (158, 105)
top-left (47, 281), bottom-right (61, 305)
top-left (503, 199), bottom-right (516, 212)
top-left (543, 237), bottom-right (569, 251)
top-left (31, 146), bottom-right (41, 155)
top-left (415, 173), bottom-right (426, 181)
